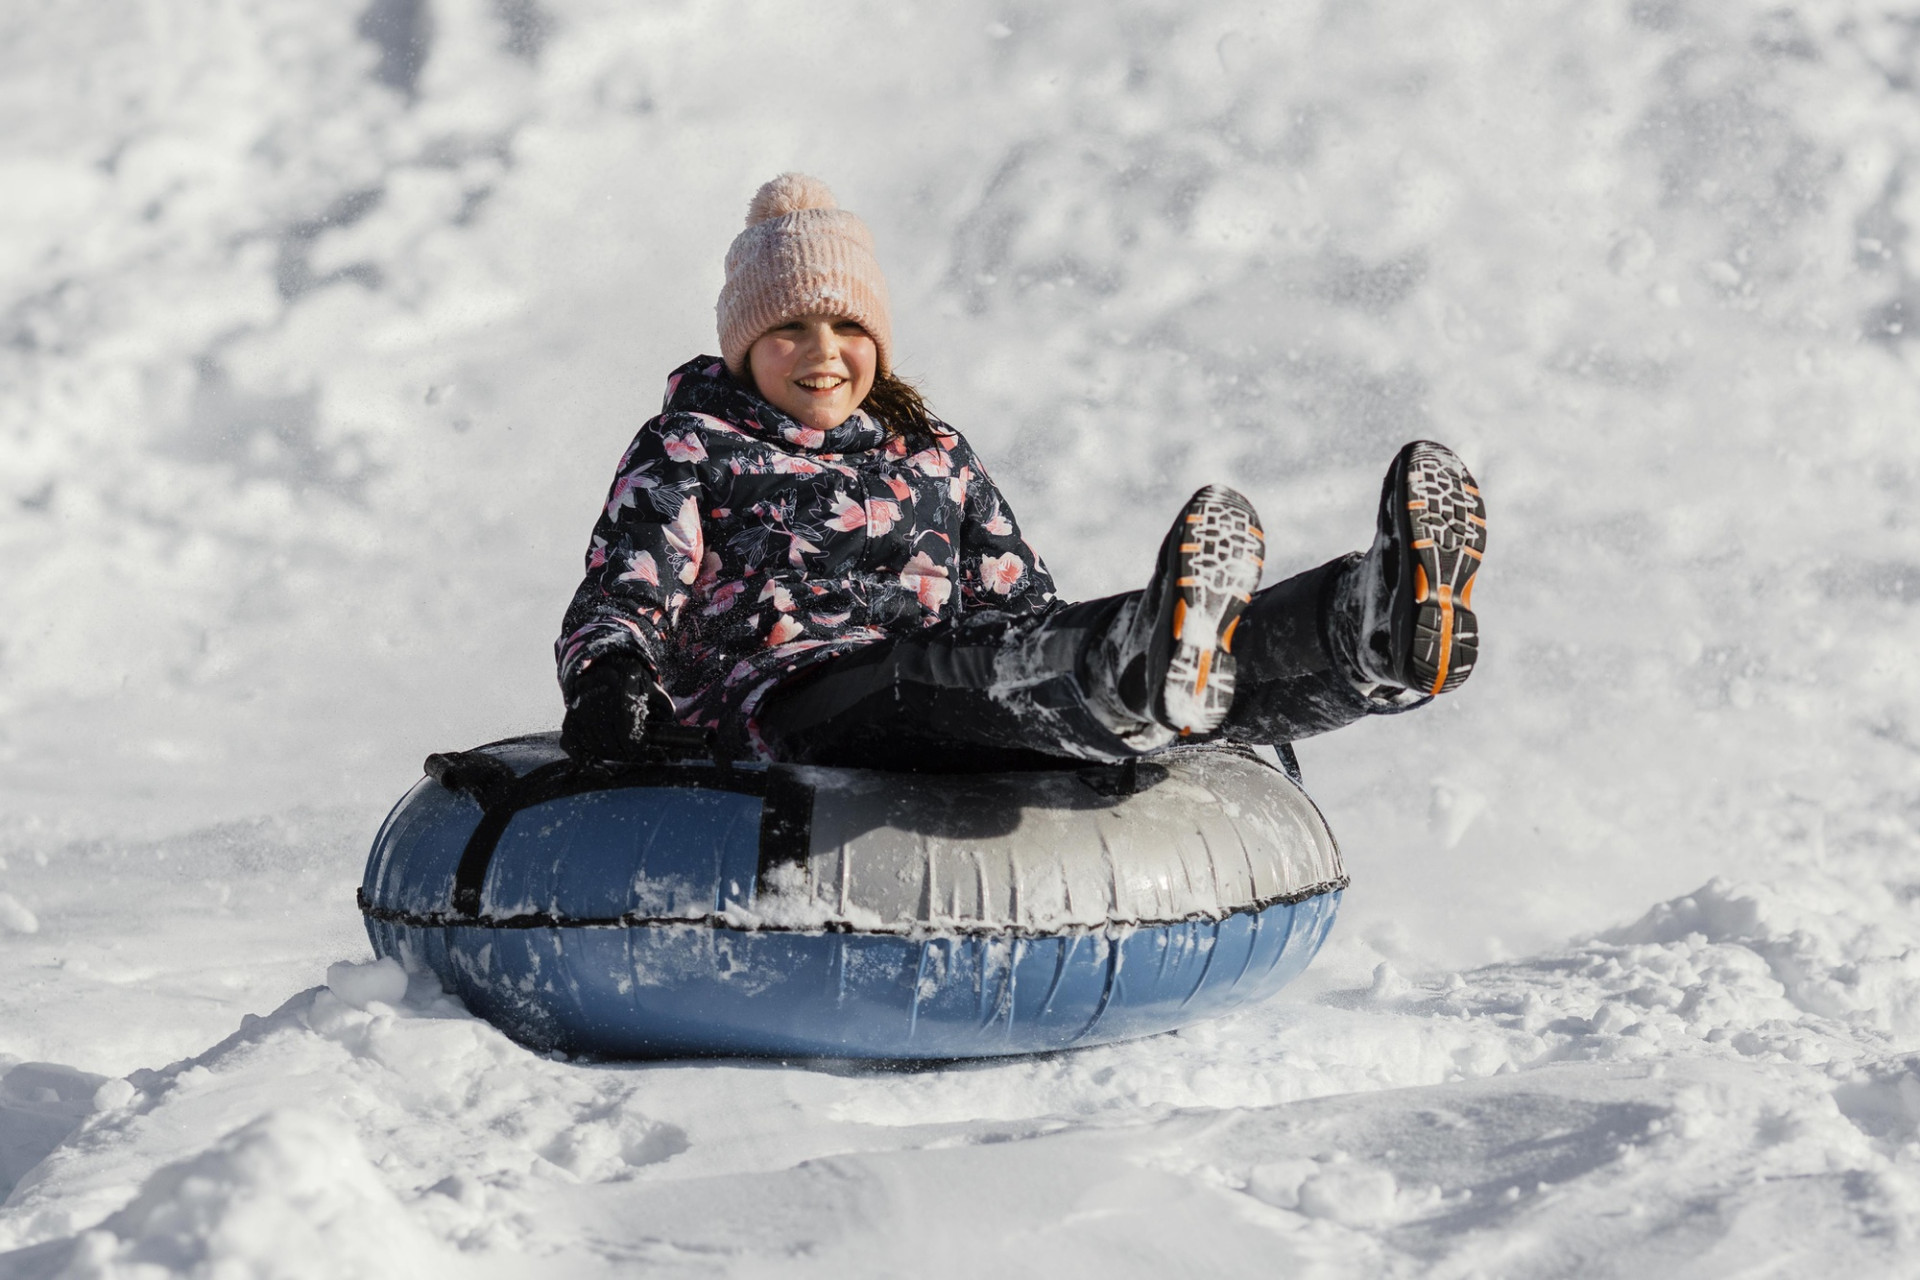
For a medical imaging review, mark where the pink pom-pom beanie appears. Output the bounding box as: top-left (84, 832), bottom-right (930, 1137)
top-left (716, 173), bottom-right (894, 376)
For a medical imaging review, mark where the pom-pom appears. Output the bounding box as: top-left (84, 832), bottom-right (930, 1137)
top-left (747, 173), bottom-right (838, 226)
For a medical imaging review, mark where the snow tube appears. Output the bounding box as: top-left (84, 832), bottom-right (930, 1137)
top-left (357, 733), bottom-right (1346, 1060)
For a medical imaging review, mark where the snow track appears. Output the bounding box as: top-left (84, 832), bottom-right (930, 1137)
top-left (6, 833), bottom-right (1920, 1274)
top-left (6, 0), bottom-right (1920, 1273)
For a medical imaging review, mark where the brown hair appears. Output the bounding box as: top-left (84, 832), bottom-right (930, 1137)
top-left (860, 368), bottom-right (941, 446)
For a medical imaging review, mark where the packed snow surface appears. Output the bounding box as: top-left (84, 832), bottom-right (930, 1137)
top-left (6, 0), bottom-right (1920, 1273)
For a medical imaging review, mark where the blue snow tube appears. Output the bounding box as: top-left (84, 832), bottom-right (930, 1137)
top-left (358, 733), bottom-right (1346, 1060)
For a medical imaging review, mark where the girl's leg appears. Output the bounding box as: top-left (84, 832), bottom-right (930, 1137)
top-left (753, 596), bottom-right (1141, 771)
top-left (757, 556), bottom-right (1417, 770)
top-left (758, 485), bottom-right (1266, 770)
top-left (758, 443), bottom-right (1484, 767)
top-left (1216, 554), bottom-right (1424, 745)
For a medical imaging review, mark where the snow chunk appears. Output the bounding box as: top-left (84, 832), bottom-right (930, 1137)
top-left (1296, 1162), bottom-right (1409, 1227)
top-left (91, 1079), bottom-right (137, 1113)
top-left (1248, 1155), bottom-right (1439, 1227)
top-left (324, 958), bottom-right (409, 1010)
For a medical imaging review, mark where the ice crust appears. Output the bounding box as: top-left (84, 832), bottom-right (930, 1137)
top-left (6, 0), bottom-right (1920, 1273)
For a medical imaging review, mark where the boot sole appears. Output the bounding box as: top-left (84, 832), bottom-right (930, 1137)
top-left (1398, 442), bottom-right (1486, 696)
top-left (1156, 487), bottom-right (1265, 733)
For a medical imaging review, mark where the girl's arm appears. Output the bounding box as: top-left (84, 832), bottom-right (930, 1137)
top-left (952, 439), bottom-right (1058, 618)
top-left (555, 418), bottom-right (708, 693)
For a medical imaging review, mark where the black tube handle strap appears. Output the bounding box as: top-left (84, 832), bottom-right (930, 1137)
top-left (423, 750), bottom-right (520, 810)
top-left (449, 758), bottom-right (580, 917)
top-left (431, 742), bottom-right (811, 921)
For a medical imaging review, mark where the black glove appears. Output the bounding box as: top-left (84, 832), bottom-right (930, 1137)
top-left (559, 654), bottom-right (672, 762)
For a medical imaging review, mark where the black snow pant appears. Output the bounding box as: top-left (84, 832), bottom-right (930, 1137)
top-left (756, 554), bottom-right (1415, 772)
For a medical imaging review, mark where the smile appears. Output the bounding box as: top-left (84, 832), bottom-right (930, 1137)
top-left (795, 375), bottom-right (846, 392)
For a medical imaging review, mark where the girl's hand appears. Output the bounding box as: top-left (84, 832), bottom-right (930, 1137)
top-left (559, 655), bottom-right (674, 762)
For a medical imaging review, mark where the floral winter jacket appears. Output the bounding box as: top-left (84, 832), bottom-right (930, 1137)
top-left (557, 356), bottom-right (1058, 752)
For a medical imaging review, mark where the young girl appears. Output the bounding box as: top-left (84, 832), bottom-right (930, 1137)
top-left (557, 174), bottom-right (1486, 770)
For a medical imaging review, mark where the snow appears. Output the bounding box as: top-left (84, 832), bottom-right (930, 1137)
top-left (5, 0), bottom-right (1920, 1273)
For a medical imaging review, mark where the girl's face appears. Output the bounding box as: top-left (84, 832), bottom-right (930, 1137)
top-left (747, 315), bottom-right (877, 432)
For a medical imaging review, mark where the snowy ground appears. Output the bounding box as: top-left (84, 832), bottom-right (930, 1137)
top-left (6, 0), bottom-right (1920, 1273)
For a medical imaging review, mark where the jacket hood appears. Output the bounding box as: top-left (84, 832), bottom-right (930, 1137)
top-left (660, 355), bottom-right (888, 456)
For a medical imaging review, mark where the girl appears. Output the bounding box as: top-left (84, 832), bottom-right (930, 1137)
top-left (557, 174), bottom-right (1485, 769)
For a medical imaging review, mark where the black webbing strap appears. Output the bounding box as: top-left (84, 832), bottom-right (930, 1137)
top-left (440, 756), bottom-right (813, 919)
top-left (754, 767), bottom-right (816, 890)
top-left (449, 757), bottom-right (582, 917)
top-left (423, 750), bottom-right (519, 810)
top-left (1278, 742), bottom-right (1304, 786)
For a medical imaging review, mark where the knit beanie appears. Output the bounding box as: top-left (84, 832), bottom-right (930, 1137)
top-left (716, 174), bottom-right (894, 376)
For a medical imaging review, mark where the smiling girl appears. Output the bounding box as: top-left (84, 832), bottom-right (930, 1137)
top-left (557, 174), bottom-right (1486, 768)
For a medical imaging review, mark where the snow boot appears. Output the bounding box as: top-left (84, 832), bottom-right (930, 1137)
top-left (1092, 485), bottom-right (1266, 738)
top-left (1334, 440), bottom-right (1487, 696)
